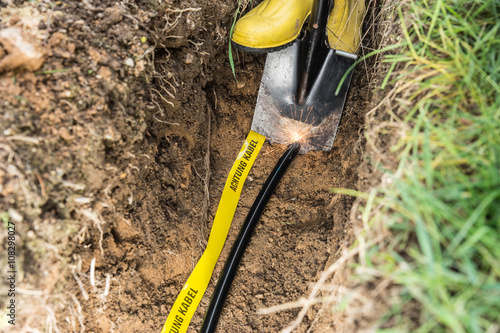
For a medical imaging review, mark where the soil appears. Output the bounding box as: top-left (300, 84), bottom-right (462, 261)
top-left (0, 0), bottom-right (374, 332)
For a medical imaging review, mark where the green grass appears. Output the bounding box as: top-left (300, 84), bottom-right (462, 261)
top-left (34, 68), bottom-right (72, 75)
top-left (342, 0), bottom-right (500, 331)
top-left (228, 0), bottom-right (241, 80)
top-left (228, 0), bottom-right (252, 80)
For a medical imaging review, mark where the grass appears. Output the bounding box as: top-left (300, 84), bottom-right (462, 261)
top-left (228, 1), bottom-right (241, 80)
top-left (336, 0), bottom-right (500, 331)
top-left (34, 68), bottom-right (72, 75)
top-left (228, 0), bottom-right (252, 80)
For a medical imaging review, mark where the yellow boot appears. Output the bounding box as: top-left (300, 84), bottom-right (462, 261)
top-left (327, 0), bottom-right (365, 53)
top-left (231, 0), bottom-right (313, 52)
top-left (232, 0), bottom-right (365, 54)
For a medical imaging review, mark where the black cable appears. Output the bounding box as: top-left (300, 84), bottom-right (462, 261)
top-left (200, 142), bottom-right (300, 333)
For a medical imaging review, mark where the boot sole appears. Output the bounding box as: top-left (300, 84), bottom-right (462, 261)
top-left (231, 40), bottom-right (296, 54)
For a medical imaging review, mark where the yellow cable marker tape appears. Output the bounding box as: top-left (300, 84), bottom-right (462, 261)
top-left (161, 130), bottom-right (265, 333)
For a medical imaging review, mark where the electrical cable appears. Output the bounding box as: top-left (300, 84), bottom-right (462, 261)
top-left (200, 142), bottom-right (301, 333)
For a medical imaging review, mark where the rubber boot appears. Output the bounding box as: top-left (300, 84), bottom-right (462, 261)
top-left (232, 0), bottom-right (365, 54)
top-left (327, 0), bottom-right (365, 53)
top-left (231, 0), bottom-right (313, 53)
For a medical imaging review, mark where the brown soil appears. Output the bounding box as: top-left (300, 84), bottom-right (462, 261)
top-left (0, 0), bottom-right (375, 332)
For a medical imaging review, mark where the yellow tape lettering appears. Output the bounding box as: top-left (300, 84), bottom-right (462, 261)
top-left (161, 131), bottom-right (265, 333)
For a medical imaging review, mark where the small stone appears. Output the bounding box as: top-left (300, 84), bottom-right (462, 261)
top-left (134, 59), bottom-right (145, 76)
top-left (184, 53), bottom-right (194, 64)
top-left (67, 43), bottom-right (76, 53)
top-left (97, 66), bottom-right (112, 81)
top-left (0, 27), bottom-right (46, 72)
top-left (73, 197), bottom-right (92, 204)
top-left (59, 127), bottom-right (73, 141)
top-left (8, 208), bottom-right (23, 223)
top-left (97, 5), bottom-right (123, 31)
top-left (88, 46), bottom-right (101, 63)
top-left (103, 5), bottom-right (122, 25)
top-left (73, 20), bottom-right (85, 28)
top-left (124, 58), bottom-right (134, 67)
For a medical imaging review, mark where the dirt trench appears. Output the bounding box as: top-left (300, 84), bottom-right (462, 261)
top-left (0, 0), bottom-right (376, 332)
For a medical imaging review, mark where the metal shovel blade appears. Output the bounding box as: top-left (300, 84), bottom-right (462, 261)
top-left (250, 42), bottom-right (357, 154)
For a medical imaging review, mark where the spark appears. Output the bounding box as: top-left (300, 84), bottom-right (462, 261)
top-left (268, 103), bottom-right (316, 146)
top-left (280, 115), bottom-right (314, 146)
top-left (261, 92), bottom-right (332, 151)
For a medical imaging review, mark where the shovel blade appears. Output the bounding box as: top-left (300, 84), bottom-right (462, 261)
top-left (251, 41), bottom-right (356, 153)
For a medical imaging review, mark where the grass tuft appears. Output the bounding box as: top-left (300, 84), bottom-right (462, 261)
top-left (340, 0), bottom-right (500, 331)
top-left (228, 0), bottom-right (252, 80)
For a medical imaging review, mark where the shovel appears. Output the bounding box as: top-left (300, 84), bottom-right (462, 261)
top-left (251, 0), bottom-right (358, 154)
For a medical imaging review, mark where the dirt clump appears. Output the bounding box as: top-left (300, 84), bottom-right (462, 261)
top-left (0, 27), bottom-right (46, 72)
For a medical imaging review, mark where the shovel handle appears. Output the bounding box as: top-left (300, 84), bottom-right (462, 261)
top-left (297, 0), bottom-right (332, 105)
